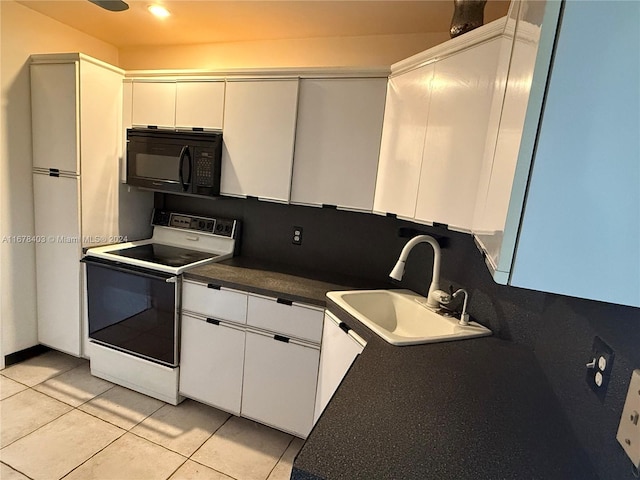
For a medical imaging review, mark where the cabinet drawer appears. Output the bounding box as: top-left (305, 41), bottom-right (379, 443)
top-left (246, 295), bottom-right (323, 343)
top-left (182, 280), bottom-right (247, 324)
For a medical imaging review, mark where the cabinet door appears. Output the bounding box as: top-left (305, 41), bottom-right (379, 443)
top-left (221, 80), bottom-right (299, 202)
top-left (79, 60), bottom-right (122, 245)
top-left (175, 81), bottom-right (225, 130)
top-left (291, 78), bottom-right (386, 211)
top-left (179, 314), bottom-right (245, 415)
top-left (373, 64), bottom-right (434, 218)
top-left (414, 38), bottom-right (503, 232)
top-left (314, 312), bottom-right (364, 423)
top-left (242, 330), bottom-right (320, 438)
top-left (131, 81), bottom-right (176, 128)
top-left (33, 173), bottom-right (82, 356)
top-left (473, 0), bottom-right (562, 282)
top-left (30, 63), bottom-right (79, 173)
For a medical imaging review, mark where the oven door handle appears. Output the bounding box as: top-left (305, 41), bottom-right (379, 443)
top-left (178, 145), bottom-right (191, 192)
top-left (81, 257), bottom-right (176, 282)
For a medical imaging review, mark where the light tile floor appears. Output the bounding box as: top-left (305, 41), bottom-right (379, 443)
top-left (0, 351), bottom-right (303, 480)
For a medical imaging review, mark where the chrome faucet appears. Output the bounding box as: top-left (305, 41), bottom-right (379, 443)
top-left (389, 235), bottom-right (447, 310)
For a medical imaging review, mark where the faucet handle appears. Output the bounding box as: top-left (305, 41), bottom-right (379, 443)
top-left (430, 289), bottom-right (452, 305)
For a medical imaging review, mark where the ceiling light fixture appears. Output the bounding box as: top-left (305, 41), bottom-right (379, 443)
top-left (148, 4), bottom-right (170, 17)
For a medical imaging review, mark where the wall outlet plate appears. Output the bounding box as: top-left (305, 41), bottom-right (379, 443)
top-left (586, 336), bottom-right (614, 402)
top-left (292, 226), bottom-right (303, 245)
top-left (616, 369), bottom-right (640, 469)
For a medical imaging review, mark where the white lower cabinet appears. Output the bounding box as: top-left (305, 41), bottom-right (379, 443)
top-left (179, 314), bottom-right (245, 415)
top-left (314, 311), bottom-right (365, 423)
top-left (242, 330), bottom-right (320, 438)
top-left (180, 281), bottom-right (323, 437)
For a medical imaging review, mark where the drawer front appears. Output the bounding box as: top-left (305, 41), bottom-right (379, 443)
top-left (182, 280), bottom-right (247, 324)
top-left (246, 295), bottom-right (323, 343)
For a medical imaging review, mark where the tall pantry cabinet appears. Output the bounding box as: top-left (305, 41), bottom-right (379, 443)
top-left (31, 53), bottom-right (150, 357)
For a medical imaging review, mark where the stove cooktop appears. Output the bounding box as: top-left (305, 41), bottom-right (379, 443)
top-left (108, 244), bottom-right (219, 268)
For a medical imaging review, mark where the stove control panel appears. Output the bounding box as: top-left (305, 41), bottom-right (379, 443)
top-left (152, 210), bottom-right (236, 238)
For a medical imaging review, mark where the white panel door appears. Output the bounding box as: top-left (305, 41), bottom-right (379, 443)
top-left (242, 330), bottom-right (320, 438)
top-left (30, 63), bottom-right (79, 173)
top-left (33, 173), bottom-right (81, 356)
top-left (314, 312), bottom-right (364, 423)
top-left (179, 314), bottom-right (245, 415)
top-left (291, 78), bottom-right (387, 211)
top-left (373, 64), bottom-right (434, 218)
top-left (175, 81), bottom-right (225, 130)
top-left (221, 80), bottom-right (299, 202)
top-left (131, 81), bottom-right (176, 128)
top-left (79, 60), bottom-right (122, 245)
top-left (121, 80), bottom-right (133, 183)
top-left (414, 39), bottom-right (503, 232)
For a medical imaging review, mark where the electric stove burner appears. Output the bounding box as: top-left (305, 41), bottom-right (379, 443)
top-left (109, 244), bottom-right (219, 268)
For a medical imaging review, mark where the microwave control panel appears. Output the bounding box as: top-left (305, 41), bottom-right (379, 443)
top-left (194, 151), bottom-right (214, 188)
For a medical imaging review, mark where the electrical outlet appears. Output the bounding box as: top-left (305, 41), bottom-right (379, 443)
top-left (617, 370), bottom-right (640, 469)
top-left (585, 336), bottom-right (614, 401)
top-left (292, 226), bottom-right (303, 245)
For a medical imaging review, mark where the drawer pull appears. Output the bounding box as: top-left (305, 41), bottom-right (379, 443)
top-left (206, 318), bottom-right (221, 325)
top-left (207, 283), bottom-right (221, 290)
top-left (276, 298), bottom-right (292, 306)
top-left (274, 334), bottom-right (290, 343)
top-left (338, 322), bottom-right (351, 334)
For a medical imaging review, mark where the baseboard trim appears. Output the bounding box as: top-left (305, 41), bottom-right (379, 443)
top-left (4, 345), bottom-right (51, 367)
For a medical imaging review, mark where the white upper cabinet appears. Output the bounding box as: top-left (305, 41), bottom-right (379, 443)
top-left (221, 79), bottom-right (299, 202)
top-left (31, 63), bottom-right (79, 173)
top-left (374, 16), bottom-right (509, 224)
top-left (291, 78), bottom-right (387, 211)
top-left (131, 81), bottom-right (176, 128)
top-left (131, 80), bottom-right (225, 130)
top-left (373, 64), bottom-right (434, 219)
top-left (175, 81), bottom-right (225, 130)
top-left (414, 37), bottom-right (508, 232)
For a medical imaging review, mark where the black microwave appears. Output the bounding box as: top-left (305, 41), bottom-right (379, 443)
top-left (126, 128), bottom-right (222, 196)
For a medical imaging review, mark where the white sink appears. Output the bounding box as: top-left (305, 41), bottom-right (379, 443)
top-left (326, 289), bottom-right (491, 346)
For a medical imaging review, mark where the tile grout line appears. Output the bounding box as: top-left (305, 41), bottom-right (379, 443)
top-left (184, 457), bottom-right (242, 480)
top-left (125, 406), bottom-right (233, 458)
top-left (0, 386), bottom-right (74, 450)
top-left (265, 436), bottom-right (296, 480)
top-left (1, 460), bottom-right (36, 480)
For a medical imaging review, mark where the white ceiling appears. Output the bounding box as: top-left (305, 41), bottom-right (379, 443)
top-left (17, 0), bottom-right (510, 48)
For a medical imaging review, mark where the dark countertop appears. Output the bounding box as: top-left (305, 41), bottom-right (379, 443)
top-left (293, 301), bottom-right (598, 480)
top-left (183, 257), bottom-right (597, 480)
top-left (184, 257), bottom-right (390, 307)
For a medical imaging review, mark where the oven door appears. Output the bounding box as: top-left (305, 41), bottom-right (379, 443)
top-left (83, 257), bottom-right (180, 367)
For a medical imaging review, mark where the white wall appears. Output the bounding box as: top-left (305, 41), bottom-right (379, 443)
top-left (0, 1), bottom-right (119, 361)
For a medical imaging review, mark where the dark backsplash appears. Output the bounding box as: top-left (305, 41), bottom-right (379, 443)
top-left (163, 193), bottom-right (640, 480)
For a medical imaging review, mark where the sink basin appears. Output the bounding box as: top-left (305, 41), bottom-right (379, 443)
top-left (326, 289), bottom-right (491, 346)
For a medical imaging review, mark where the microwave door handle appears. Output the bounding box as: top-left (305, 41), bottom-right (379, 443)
top-left (178, 145), bottom-right (191, 192)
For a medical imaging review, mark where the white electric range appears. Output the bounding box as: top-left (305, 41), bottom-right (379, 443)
top-left (83, 210), bottom-right (239, 404)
